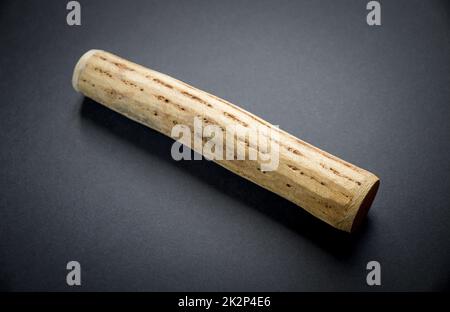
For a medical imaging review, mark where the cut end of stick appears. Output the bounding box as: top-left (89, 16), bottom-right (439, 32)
top-left (72, 49), bottom-right (102, 92)
top-left (350, 178), bottom-right (380, 233)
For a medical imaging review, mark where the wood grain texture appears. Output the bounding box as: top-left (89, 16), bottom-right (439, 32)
top-left (73, 49), bottom-right (379, 232)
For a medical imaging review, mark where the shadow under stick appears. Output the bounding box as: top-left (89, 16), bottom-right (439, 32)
top-left (72, 49), bottom-right (379, 233)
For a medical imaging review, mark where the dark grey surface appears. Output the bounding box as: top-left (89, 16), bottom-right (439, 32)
top-left (0, 0), bottom-right (449, 291)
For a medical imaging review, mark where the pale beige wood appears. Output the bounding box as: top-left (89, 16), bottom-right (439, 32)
top-left (72, 49), bottom-right (379, 232)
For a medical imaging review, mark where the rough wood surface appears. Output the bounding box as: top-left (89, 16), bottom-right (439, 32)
top-left (72, 49), bottom-right (379, 232)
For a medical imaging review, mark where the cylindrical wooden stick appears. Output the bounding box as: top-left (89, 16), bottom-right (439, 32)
top-left (73, 49), bottom-right (379, 232)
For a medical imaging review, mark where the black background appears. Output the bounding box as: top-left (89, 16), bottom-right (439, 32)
top-left (0, 0), bottom-right (449, 291)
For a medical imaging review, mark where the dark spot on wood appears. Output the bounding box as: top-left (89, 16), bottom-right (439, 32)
top-left (319, 162), bottom-right (362, 185)
top-left (153, 78), bottom-right (173, 89)
top-left (156, 95), bottom-right (170, 103)
top-left (113, 62), bottom-right (134, 71)
top-left (94, 67), bottom-right (113, 78)
top-left (172, 103), bottom-right (186, 111)
top-left (121, 79), bottom-right (138, 88)
top-left (223, 112), bottom-right (248, 127)
top-left (104, 88), bottom-right (124, 101)
top-left (181, 91), bottom-right (213, 108)
top-left (287, 147), bottom-right (303, 156)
